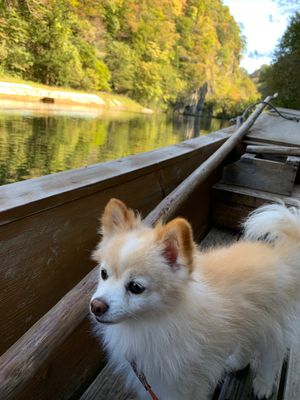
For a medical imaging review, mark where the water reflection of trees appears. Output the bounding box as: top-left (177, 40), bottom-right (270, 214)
top-left (0, 112), bottom-right (228, 185)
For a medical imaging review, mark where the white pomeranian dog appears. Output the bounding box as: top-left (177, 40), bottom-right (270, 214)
top-left (90, 198), bottom-right (300, 400)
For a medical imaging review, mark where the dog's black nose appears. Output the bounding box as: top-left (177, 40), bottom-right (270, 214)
top-left (90, 298), bottom-right (109, 316)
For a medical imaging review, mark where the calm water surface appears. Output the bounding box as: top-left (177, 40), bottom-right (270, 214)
top-left (0, 109), bottom-right (229, 185)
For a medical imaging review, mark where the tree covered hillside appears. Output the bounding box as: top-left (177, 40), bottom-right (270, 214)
top-left (0, 0), bottom-right (258, 112)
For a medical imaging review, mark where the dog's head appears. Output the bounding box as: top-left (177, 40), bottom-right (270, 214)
top-left (90, 199), bottom-right (195, 325)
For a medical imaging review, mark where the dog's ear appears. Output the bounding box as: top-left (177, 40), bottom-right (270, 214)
top-left (158, 218), bottom-right (194, 272)
top-left (101, 198), bottom-right (140, 236)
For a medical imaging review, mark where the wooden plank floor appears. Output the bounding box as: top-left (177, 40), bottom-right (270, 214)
top-left (245, 110), bottom-right (300, 147)
top-left (79, 226), bottom-right (300, 400)
top-left (80, 365), bottom-right (132, 400)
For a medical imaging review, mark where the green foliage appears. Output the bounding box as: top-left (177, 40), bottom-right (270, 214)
top-left (105, 41), bottom-right (137, 93)
top-left (0, 0), bottom-right (258, 112)
top-left (258, 13), bottom-right (300, 109)
top-left (29, 1), bottom-right (84, 87)
top-left (0, 0), bottom-right (111, 90)
top-left (251, 64), bottom-right (272, 100)
top-left (0, 8), bottom-right (33, 76)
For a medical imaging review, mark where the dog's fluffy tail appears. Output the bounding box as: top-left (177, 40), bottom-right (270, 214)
top-left (243, 202), bottom-right (300, 244)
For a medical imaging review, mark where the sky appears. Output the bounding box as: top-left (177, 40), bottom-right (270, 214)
top-left (223, 0), bottom-right (289, 73)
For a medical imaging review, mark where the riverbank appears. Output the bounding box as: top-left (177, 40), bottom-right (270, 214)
top-left (0, 78), bottom-right (153, 114)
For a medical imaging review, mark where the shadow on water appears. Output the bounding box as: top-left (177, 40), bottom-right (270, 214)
top-left (0, 109), bottom-right (229, 185)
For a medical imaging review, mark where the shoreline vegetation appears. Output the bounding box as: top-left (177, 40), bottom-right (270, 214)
top-left (0, 78), bottom-right (153, 114)
top-left (0, 1), bottom-right (258, 117)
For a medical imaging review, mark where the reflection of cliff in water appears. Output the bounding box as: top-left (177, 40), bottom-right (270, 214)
top-left (0, 109), bottom-right (229, 185)
top-left (171, 114), bottom-right (229, 139)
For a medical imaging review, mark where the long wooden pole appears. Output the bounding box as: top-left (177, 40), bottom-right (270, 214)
top-left (145, 94), bottom-right (276, 226)
top-left (0, 95), bottom-right (275, 399)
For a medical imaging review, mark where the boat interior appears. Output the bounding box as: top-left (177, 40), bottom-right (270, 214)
top-left (1, 108), bottom-right (300, 400)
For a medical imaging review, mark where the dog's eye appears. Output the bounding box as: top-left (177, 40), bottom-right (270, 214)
top-left (101, 269), bottom-right (108, 280)
top-left (127, 281), bottom-right (145, 295)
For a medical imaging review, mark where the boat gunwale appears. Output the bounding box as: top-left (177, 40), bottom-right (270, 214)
top-left (0, 130), bottom-right (231, 225)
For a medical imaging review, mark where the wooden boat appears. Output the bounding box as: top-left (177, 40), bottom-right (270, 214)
top-left (1, 96), bottom-right (300, 400)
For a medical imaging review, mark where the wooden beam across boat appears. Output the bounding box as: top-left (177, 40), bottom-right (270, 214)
top-left (247, 144), bottom-right (300, 156)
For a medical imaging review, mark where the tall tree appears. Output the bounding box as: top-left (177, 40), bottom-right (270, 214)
top-left (263, 12), bottom-right (300, 109)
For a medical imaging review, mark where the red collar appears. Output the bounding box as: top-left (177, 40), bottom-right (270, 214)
top-left (130, 360), bottom-right (160, 400)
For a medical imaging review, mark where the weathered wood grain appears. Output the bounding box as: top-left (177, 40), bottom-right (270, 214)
top-left (212, 182), bottom-right (300, 230)
top-left (247, 145), bottom-right (300, 156)
top-left (200, 226), bottom-right (238, 249)
top-left (79, 365), bottom-right (133, 400)
top-left (217, 368), bottom-right (254, 400)
top-left (246, 110), bottom-right (300, 147)
top-left (218, 353), bottom-right (286, 400)
top-left (221, 154), bottom-right (299, 196)
top-left (283, 338), bottom-right (300, 400)
top-left (14, 319), bottom-right (104, 400)
top-left (0, 267), bottom-right (98, 400)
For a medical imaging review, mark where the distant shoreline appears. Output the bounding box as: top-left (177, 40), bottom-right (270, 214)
top-left (0, 81), bottom-right (153, 114)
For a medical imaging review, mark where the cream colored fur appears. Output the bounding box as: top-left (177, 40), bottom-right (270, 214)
top-left (90, 200), bottom-right (300, 400)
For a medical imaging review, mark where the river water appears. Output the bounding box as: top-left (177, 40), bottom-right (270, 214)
top-left (0, 109), bottom-right (229, 185)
